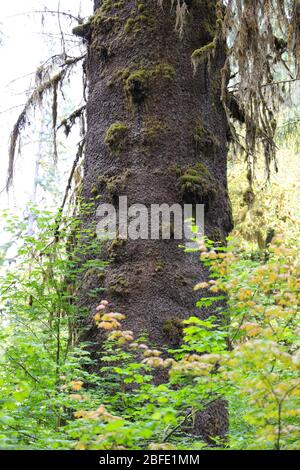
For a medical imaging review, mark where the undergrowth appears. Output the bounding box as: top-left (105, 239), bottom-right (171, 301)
top-left (0, 208), bottom-right (299, 450)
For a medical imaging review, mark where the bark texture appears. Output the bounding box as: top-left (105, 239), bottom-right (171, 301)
top-left (81, 0), bottom-right (233, 441)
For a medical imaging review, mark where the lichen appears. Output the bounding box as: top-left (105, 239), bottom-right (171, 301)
top-left (104, 122), bottom-right (129, 154)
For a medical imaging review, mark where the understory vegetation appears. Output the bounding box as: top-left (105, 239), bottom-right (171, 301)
top-left (0, 165), bottom-right (299, 450)
top-left (1, 0), bottom-right (300, 453)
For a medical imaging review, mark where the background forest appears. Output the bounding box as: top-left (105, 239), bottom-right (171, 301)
top-left (0, 0), bottom-right (299, 451)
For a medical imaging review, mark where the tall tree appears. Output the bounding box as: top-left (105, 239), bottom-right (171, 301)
top-left (7, 0), bottom-right (300, 443)
top-left (78, 0), bottom-right (233, 440)
top-left (80, 0), bottom-right (232, 340)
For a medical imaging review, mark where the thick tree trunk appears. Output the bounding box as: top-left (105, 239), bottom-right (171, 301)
top-left (80, 0), bottom-right (232, 441)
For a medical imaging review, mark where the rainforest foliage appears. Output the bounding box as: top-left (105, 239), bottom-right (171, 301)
top-left (0, 173), bottom-right (299, 450)
top-left (1, 0), bottom-right (300, 452)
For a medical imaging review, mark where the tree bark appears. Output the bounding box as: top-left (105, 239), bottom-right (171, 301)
top-left (80, 0), bottom-right (233, 441)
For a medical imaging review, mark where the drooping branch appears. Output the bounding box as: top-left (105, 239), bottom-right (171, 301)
top-left (7, 54), bottom-right (86, 190)
top-left (221, 0), bottom-right (299, 179)
top-left (57, 105), bottom-right (86, 136)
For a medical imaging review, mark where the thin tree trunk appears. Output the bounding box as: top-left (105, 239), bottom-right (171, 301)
top-left (80, 0), bottom-right (233, 441)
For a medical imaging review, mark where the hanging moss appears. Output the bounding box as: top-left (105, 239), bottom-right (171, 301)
top-left (176, 163), bottom-right (219, 210)
top-left (243, 187), bottom-right (256, 207)
top-left (104, 122), bottom-right (129, 154)
top-left (91, 184), bottom-right (99, 196)
top-left (191, 41), bottom-right (215, 73)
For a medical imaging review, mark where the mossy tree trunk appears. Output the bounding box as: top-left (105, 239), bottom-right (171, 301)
top-left (80, 0), bottom-right (233, 441)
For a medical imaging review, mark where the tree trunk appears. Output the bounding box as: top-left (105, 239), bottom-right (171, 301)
top-left (80, 0), bottom-right (233, 441)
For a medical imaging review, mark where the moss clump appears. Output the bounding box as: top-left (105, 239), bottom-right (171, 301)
top-left (124, 14), bottom-right (153, 34)
top-left (243, 187), bottom-right (255, 207)
top-left (125, 69), bottom-right (149, 104)
top-left (104, 122), bottom-right (129, 154)
top-left (163, 318), bottom-right (183, 346)
top-left (107, 63), bottom-right (174, 105)
top-left (154, 260), bottom-right (165, 274)
top-left (101, 0), bottom-right (125, 11)
top-left (191, 41), bottom-right (215, 73)
top-left (124, 1), bottom-right (154, 35)
top-left (99, 169), bottom-right (132, 197)
top-left (106, 238), bottom-right (125, 259)
top-left (90, 11), bottom-right (119, 36)
top-left (192, 42), bottom-right (215, 60)
top-left (176, 163), bottom-right (218, 210)
top-left (107, 67), bottom-right (130, 88)
top-left (91, 185), bottom-right (99, 196)
top-left (124, 63), bottom-right (175, 105)
top-left (83, 267), bottom-right (106, 290)
top-left (194, 118), bottom-right (220, 152)
top-left (142, 118), bottom-right (168, 143)
top-left (72, 21), bottom-right (92, 39)
top-left (109, 276), bottom-right (129, 296)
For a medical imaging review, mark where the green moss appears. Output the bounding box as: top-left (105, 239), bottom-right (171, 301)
top-left (124, 63), bottom-right (175, 105)
top-left (194, 118), bottom-right (220, 152)
top-left (154, 260), bottom-right (165, 274)
top-left (176, 163), bottom-right (219, 209)
top-left (163, 318), bottom-right (183, 346)
top-left (107, 67), bottom-right (130, 88)
top-left (107, 238), bottom-right (125, 259)
top-left (90, 10), bottom-right (119, 37)
top-left (192, 41), bottom-right (215, 61)
top-left (191, 41), bottom-right (215, 73)
top-left (124, 18), bottom-right (136, 33)
top-left (107, 63), bottom-right (174, 106)
top-left (124, 1), bottom-right (154, 35)
top-left (91, 185), bottom-right (98, 196)
top-left (99, 169), bottom-right (132, 197)
top-left (109, 276), bottom-right (129, 296)
top-left (142, 118), bottom-right (168, 142)
top-left (83, 267), bottom-right (106, 285)
top-left (72, 21), bottom-right (91, 39)
top-left (104, 122), bottom-right (129, 154)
